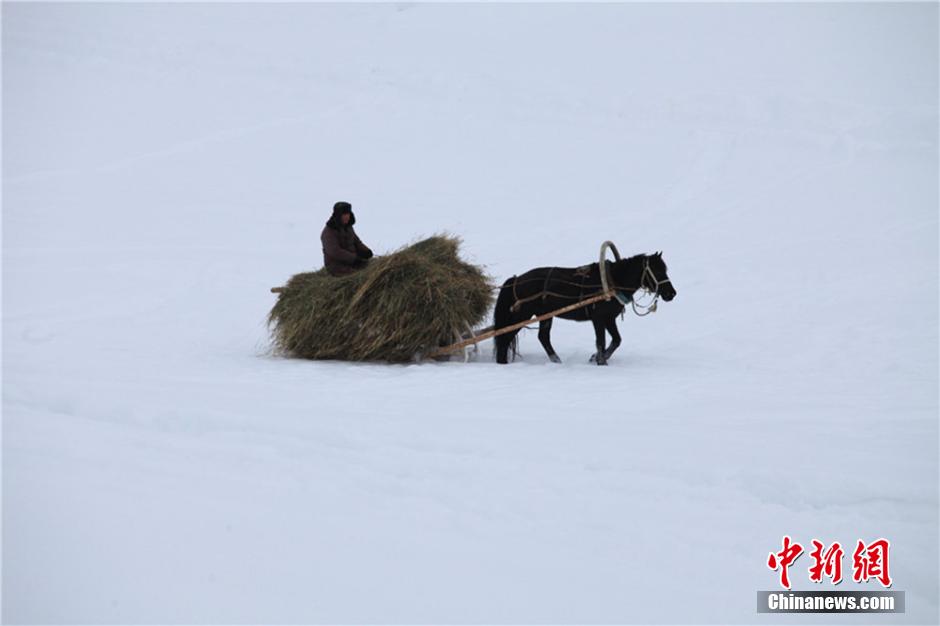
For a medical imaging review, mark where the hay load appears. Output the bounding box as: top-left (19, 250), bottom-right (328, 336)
top-left (268, 235), bottom-right (494, 362)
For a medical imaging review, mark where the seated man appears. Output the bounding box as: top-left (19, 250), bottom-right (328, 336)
top-left (321, 201), bottom-right (373, 276)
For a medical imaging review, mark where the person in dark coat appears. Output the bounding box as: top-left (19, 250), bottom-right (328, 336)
top-left (321, 201), bottom-right (373, 276)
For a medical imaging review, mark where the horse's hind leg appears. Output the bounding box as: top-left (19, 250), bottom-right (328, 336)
top-left (603, 317), bottom-right (622, 361)
top-left (538, 318), bottom-right (562, 363)
top-left (591, 317), bottom-right (608, 365)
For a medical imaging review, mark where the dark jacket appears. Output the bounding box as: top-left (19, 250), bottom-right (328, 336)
top-left (321, 210), bottom-right (373, 276)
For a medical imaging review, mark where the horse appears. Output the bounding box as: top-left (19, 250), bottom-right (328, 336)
top-left (493, 252), bottom-right (676, 365)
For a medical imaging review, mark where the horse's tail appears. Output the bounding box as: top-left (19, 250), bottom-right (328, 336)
top-left (494, 277), bottom-right (519, 363)
top-left (494, 277), bottom-right (516, 329)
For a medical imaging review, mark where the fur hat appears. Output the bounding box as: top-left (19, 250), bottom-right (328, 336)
top-left (327, 201), bottom-right (356, 228)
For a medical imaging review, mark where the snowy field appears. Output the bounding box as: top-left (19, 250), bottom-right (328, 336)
top-left (3, 3), bottom-right (938, 624)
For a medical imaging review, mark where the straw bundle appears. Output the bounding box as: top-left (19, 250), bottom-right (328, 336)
top-left (268, 235), bottom-right (493, 362)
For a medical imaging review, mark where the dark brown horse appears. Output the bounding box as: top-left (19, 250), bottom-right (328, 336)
top-left (493, 252), bottom-right (676, 364)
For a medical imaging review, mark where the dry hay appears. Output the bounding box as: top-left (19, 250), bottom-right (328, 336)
top-left (268, 235), bottom-right (494, 362)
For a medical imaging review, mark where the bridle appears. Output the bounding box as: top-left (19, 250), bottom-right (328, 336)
top-left (620, 258), bottom-right (670, 316)
top-left (599, 241), bottom-right (669, 317)
top-left (641, 258), bottom-right (672, 293)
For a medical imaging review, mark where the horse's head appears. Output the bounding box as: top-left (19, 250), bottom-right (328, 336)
top-left (643, 252), bottom-right (676, 302)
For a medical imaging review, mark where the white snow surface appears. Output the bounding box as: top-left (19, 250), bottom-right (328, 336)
top-left (2, 3), bottom-right (938, 624)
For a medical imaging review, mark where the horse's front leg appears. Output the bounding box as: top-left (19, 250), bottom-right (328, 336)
top-left (538, 318), bottom-right (562, 363)
top-left (603, 317), bottom-right (622, 361)
top-left (591, 317), bottom-right (608, 365)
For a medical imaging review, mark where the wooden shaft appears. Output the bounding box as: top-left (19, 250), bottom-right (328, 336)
top-left (428, 290), bottom-right (613, 358)
top-left (271, 287), bottom-right (285, 294)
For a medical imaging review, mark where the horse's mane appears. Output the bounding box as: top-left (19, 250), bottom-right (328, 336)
top-left (613, 253), bottom-right (648, 268)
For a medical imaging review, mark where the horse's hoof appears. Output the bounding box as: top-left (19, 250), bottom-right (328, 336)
top-left (549, 354), bottom-right (562, 364)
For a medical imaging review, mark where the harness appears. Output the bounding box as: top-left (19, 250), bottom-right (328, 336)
top-left (507, 253), bottom-right (670, 317)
